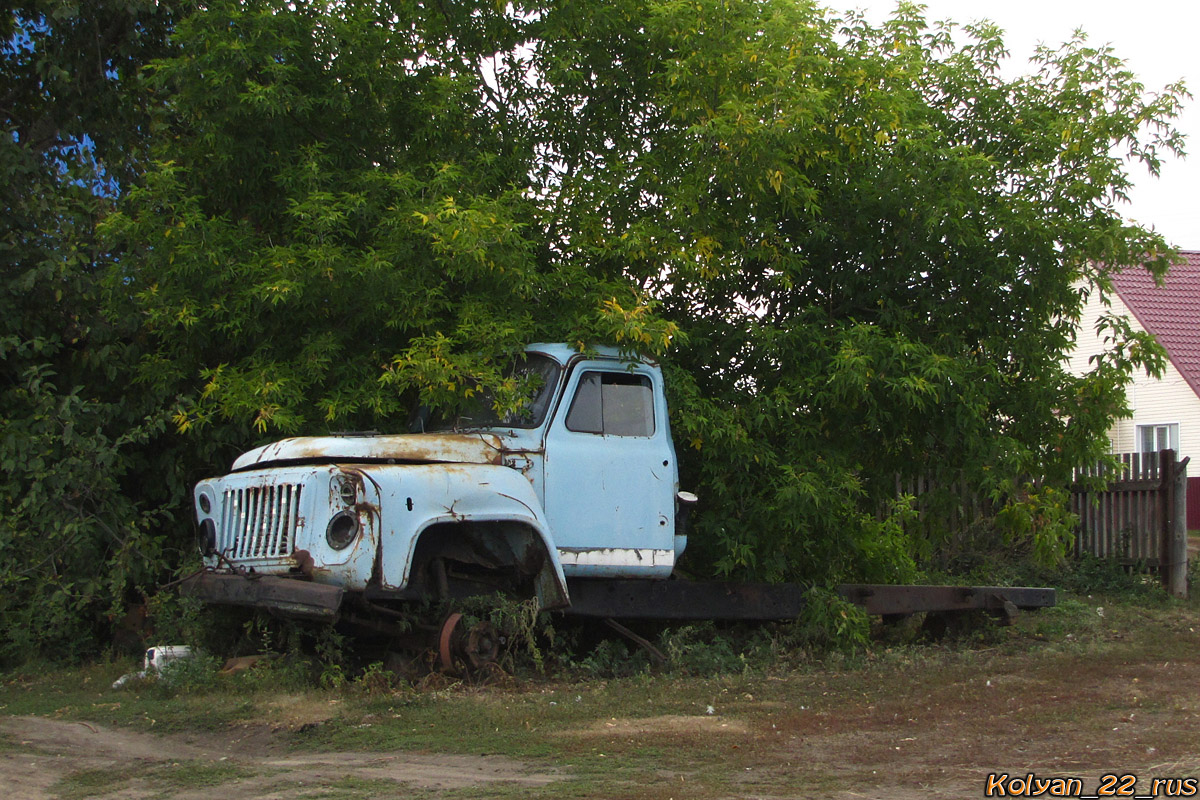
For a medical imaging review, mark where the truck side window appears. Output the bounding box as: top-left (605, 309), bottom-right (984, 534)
top-left (565, 371), bottom-right (655, 436)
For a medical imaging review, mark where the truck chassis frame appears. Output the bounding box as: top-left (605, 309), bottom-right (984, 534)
top-left (181, 571), bottom-right (1054, 624)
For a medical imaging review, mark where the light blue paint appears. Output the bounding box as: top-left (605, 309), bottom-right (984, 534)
top-left (541, 358), bottom-right (678, 577)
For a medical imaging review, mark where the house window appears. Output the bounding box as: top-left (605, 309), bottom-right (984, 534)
top-left (565, 371), bottom-right (655, 437)
top-left (1138, 423), bottom-right (1179, 453)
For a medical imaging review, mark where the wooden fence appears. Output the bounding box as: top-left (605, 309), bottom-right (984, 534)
top-left (887, 450), bottom-right (1190, 598)
top-left (891, 475), bottom-right (992, 540)
top-left (1071, 450), bottom-right (1190, 598)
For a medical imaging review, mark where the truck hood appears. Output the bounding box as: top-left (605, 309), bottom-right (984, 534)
top-left (231, 432), bottom-right (506, 471)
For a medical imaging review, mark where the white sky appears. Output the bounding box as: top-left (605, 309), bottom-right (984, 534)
top-left (850, 1), bottom-right (1200, 250)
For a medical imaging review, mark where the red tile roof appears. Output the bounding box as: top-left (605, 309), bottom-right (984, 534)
top-left (1110, 251), bottom-right (1200, 398)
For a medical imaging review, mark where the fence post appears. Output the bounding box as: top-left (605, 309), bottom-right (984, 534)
top-left (1160, 450), bottom-right (1173, 585)
top-left (1170, 456), bottom-right (1190, 599)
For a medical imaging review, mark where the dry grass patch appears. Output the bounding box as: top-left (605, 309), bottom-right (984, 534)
top-left (569, 714), bottom-right (751, 738)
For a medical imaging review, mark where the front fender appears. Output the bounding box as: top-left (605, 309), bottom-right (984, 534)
top-left (373, 464), bottom-right (569, 608)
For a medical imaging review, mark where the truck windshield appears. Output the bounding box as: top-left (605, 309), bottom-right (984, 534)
top-left (426, 354), bottom-right (562, 431)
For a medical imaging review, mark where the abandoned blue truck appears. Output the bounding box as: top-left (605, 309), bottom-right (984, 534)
top-left (183, 343), bottom-right (1054, 665)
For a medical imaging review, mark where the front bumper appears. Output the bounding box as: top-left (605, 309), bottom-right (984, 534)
top-left (180, 572), bottom-right (344, 621)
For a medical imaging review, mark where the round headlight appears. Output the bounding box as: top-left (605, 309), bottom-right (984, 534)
top-left (326, 510), bottom-right (359, 550)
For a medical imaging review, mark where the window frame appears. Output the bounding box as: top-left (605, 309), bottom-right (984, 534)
top-left (1136, 422), bottom-right (1180, 454)
top-left (563, 369), bottom-right (657, 438)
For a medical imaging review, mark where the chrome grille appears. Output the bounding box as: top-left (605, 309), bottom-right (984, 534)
top-left (220, 484), bottom-right (303, 559)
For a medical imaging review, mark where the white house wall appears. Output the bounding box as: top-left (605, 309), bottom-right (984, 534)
top-left (1067, 284), bottom-right (1200, 465)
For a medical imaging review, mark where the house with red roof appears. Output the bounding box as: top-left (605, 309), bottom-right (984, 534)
top-left (1067, 251), bottom-right (1200, 529)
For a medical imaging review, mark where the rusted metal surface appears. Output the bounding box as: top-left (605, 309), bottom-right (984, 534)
top-left (193, 463), bottom-right (383, 590)
top-left (374, 463), bottom-right (569, 606)
top-left (465, 621), bottom-right (500, 669)
top-left (186, 344), bottom-right (1063, 636)
top-left (192, 345), bottom-right (671, 615)
top-left (435, 612), bottom-right (500, 674)
top-left (231, 432), bottom-right (506, 471)
top-left (438, 612), bottom-right (463, 672)
top-left (215, 482), bottom-right (304, 560)
top-left (291, 548), bottom-right (315, 577)
top-left (387, 515), bottom-right (569, 610)
top-left (562, 579), bottom-right (1055, 620)
top-left (179, 573), bottom-right (343, 621)
top-left (563, 579), bottom-right (810, 620)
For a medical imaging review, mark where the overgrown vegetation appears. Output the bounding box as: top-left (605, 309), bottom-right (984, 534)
top-left (1, 0), bottom-right (1187, 662)
top-left (65, 553), bottom-right (1173, 690)
top-left (3, 584), bottom-right (1193, 719)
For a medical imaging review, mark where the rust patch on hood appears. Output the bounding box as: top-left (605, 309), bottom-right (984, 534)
top-left (233, 432), bottom-right (505, 471)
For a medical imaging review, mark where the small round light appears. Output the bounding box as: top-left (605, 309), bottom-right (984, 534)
top-left (198, 493), bottom-right (212, 514)
top-left (332, 475), bottom-right (357, 507)
top-left (326, 511), bottom-right (359, 550)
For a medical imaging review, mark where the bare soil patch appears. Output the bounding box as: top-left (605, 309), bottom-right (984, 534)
top-left (732, 645), bottom-right (1200, 799)
top-left (0, 715), bottom-right (562, 800)
top-left (570, 713), bottom-right (750, 738)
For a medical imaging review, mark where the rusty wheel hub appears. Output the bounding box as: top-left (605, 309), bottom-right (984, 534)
top-left (437, 612), bottom-right (500, 673)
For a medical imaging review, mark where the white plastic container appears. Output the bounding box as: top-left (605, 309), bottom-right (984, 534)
top-left (144, 645), bottom-right (193, 672)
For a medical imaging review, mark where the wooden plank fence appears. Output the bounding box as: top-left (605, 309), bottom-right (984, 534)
top-left (887, 450), bottom-right (1190, 598)
top-left (1071, 450), bottom-right (1189, 598)
top-left (892, 475), bottom-right (992, 541)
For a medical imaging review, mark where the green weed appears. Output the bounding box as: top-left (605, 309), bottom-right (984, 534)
top-left (284, 776), bottom-right (415, 799)
top-left (148, 760), bottom-right (256, 790)
top-left (51, 765), bottom-right (143, 800)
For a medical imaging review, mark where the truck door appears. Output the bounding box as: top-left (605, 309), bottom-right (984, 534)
top-left (542, 363), bottom-right (677, 578)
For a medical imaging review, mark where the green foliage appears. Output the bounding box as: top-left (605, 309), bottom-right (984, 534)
top-left (792, 587), bottom-right (872, 653)
top-left (145, 591), bottom-right (207, 648)
top-left (0, 2), bottom-right (188, 663)
top-left (0, 366), bottom-right (171, 662)
top-left (352, 661), bottom-right (396, 694)
top-left (1036, 554), bottom-right (1171, 601)
top-left (154, 651), bottom-right (224, 694)
top-left (994, 484), bottom-right (1079, 566)
top-left (562, 0), bottom-right (1182, 583)
top-left (456, 594), bottom-right (551, 675)
top-left (105, 0), bottom-right (1189, 594)
top-left (574, 637), bottom-right (652, 679)
top-left (101, 0), bottom-right (630, 449)
top-left (658, 622), bottom-right (748, 675)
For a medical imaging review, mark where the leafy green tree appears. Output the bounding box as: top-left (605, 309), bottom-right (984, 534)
top-left (104, 0), bottom-right (677, 454)
top-left (0, 1), bottom-right (184, 661)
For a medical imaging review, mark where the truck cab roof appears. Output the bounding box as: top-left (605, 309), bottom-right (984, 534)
top-left (525, 343), bottom-right (652, 366)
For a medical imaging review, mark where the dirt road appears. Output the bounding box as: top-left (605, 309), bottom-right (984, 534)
top-left (0, 715), bottom-right (561, 799)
